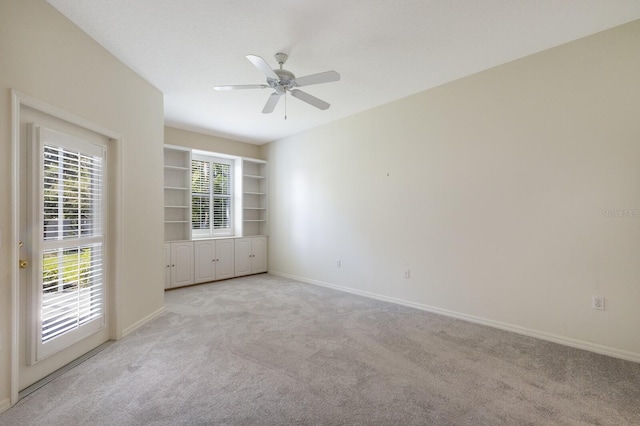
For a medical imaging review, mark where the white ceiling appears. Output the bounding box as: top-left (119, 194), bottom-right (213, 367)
top-left (47, 0), bottom-right (640, 145)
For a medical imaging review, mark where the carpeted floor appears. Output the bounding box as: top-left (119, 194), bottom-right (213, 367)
top-left (1, 273), bottom-right (639, 425)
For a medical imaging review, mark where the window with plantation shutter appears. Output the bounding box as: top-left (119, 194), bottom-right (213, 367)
top-left (191, 155), bottom-right (233, 237)
top-left (32, 125), bottom-right (106, 362)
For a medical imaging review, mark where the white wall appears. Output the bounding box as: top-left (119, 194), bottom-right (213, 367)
top-left (165, 126), bottom-right (262, 159)
top-left (263, 20), bottom-right (640, 361)
top-left (0, 0), bottom-right (165, 407)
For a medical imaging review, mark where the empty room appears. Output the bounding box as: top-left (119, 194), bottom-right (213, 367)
top-left (1, 0), bottom-right (639, 424)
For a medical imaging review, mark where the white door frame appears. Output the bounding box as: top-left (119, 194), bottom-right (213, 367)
top-left (10, 90), bottom-right (124, 406)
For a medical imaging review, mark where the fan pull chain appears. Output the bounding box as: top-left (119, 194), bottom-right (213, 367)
top-left (284, 91), bottom-right (287, 120)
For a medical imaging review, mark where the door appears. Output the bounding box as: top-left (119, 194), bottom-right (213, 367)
top-left (234, 238), bottom-right (251, 276)
top-left (194, 240), bottom-right (216, 283)
top-left (170, 242), bottom-right (194, 287)
top-left (215, 239), bottom-right (235, 280)
top-left (251, 237), bottom-right (268, 273)
top-left (164, 244), bottom-right (171, 289)
top-left (19, 119), bottom-right (111, 390)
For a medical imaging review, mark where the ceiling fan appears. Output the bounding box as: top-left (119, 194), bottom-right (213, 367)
top-left (214, 53), bottom-right (340, 114)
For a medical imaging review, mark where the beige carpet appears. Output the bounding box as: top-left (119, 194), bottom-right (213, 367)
top-left (2, 273), bottom-right (639, 425)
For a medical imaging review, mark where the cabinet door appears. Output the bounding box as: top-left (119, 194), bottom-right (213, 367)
top-left (171, 242), bottom-right (194, 287)
top-left (164, 244), bottom-right (171, 289)
top-left (194, 240), bottom-right (216, 283)
top-left (234, 238), bottom-right (252, 277)
top-left (251, 236), bottom-right (268, 273)
top-left (215, 239), bottom-right (235, 280)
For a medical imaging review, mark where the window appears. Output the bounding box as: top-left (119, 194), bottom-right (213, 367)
top-left (191, 154), bottom-right (233, 237)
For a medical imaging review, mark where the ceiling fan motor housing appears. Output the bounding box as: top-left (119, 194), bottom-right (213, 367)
top-left (269, 53), bottom-right (296, 90)
top-left (271, 69), bottom-right (296, 88)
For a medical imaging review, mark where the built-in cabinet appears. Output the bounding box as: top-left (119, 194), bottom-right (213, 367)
top-left (194, 239), bottom-right (235, 283)
top-left (163, 145), bottom-right (268, 290)
top-left (164, 244), bottom-right (171, 289)
top-left (164, 236), bottom-right (266, 289)
top-left (167, 241), bottom-right (195, 289)
top-left (234, 236), bottom-right (268, 276)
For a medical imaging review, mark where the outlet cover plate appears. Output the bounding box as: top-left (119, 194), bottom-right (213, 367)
top-left (592, 296), bottom-right (605, 310)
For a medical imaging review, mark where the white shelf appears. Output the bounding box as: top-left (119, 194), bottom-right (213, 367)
top-left (240, 158), bottom-right (267, 237)
top-left (164, 146), bottom-right (191, 242)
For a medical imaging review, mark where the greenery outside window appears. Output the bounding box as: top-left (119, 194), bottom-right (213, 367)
top-left (192, 154), bottom-right (233, 237)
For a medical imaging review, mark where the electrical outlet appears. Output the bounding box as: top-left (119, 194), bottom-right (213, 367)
top-left (592, 296), bottom-right (605, 310)
top-left (403, 269), bottom-right (410, 279)
top-left (336, 259), bottom-right (341, 268)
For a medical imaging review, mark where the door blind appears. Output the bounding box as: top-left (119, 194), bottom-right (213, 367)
top-left (40, 143), bottom-right (104, 346)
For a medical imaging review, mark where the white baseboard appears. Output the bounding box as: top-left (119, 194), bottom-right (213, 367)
top-left (270, 271), bottom-right (640, 364)
top-left (0, 398), bottom-right (10, 414)
top-left (121, 306), bottom-right (166, 338)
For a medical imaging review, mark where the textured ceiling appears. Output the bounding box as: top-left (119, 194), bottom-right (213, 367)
top-left (47, 0), bottom-right (640, 145)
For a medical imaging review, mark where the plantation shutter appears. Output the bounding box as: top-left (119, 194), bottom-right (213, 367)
top-left (191, 159), bottom-right (210, 230)
top-left (191, 155), bottom-right (233, 237)
top-left (212, 162), bottom-right (231, 230)
top-left (34, 126), bottom-right (106, 362)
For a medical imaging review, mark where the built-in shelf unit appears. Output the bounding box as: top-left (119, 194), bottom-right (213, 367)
top-left (165, 146), bottom-right (267, 240)
top-left (164, 145), bottom-right (191, 242)
top-left (241, 158), bottom-right (267, 237)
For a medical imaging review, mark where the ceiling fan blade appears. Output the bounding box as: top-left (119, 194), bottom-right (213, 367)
top-left (246, 54), bottom-right (279, 80)
top-left (214, 84), bottom-right (269, 91)
top-left (290, 89), bottom-right (330, 110)
top-left (262, 92), bottom-right (282, 114)
top-left (293, 70), bottom-right (340, 87)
